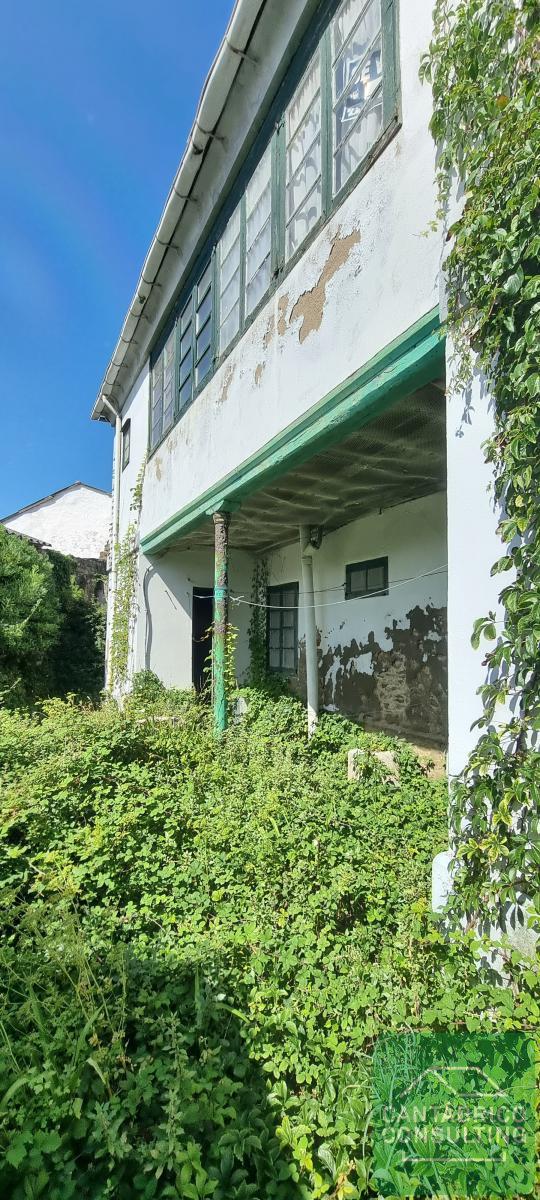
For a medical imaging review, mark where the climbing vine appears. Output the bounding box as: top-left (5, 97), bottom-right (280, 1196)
top-left (248, 558), bottom-right (269, 685)
top-left (109, 457), bottom-right (146, 692)
top-left (421, 0), bottom-right (540, 930)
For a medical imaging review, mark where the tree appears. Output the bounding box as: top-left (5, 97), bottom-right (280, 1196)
top-left (0, 526), bottom-right (62, 705)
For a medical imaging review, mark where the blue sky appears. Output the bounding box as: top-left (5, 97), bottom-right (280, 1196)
top-left (0, 0), bottom-right (232, 517)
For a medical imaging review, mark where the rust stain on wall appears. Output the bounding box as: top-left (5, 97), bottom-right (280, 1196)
top-left (289, 228), bottom-right (361, 343)
top-left (277, 294), bottom-right (289, 337)
top-left (254, 363), bottom-right (264, 386)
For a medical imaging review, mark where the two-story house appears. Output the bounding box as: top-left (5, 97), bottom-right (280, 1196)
top-left (93, 0), bottom-right (504, 783)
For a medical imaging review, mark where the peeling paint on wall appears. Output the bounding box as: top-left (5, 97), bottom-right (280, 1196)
top-left (315, 604), bottom-right (447, 744)
top-left (277, 293), bottom-right (289, 337)
top-left (219, 363), bottom-right (235, 405)
top-left (289, 228), bottom-right (361, 343)
top-left (254, 363), bottom-right (264, 386)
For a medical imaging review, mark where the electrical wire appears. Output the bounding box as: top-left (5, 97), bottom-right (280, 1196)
top-left (194, 565), bottom-right (448, 611)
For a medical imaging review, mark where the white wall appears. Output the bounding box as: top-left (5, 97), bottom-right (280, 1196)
top-left (4, 485), bottom-right (110, 559)
top-left (269, 491), bottom-right (447, 742)
top-left (112, 0), bottom-right (440, 544)
top-left (446, 364), bottom-right (507, 777)
top-left (132, 546), bottom-right (253, 689)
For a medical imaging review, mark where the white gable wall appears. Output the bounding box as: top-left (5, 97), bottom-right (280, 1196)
top-left (4, 485), bottom-right (111, 559)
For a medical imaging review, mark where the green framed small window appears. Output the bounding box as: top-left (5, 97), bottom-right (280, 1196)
top-left (345, 556), bottom-right (388, 599)
top-left (267, 583), bottom-right (299, 673)
top-left (150, 329), bottom-right (175, 450)
top-left (121, 419), bottom-right (131, 470)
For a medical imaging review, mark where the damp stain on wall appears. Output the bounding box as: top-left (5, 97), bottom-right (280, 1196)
top-left (295, 604), bottom-right (447, 743)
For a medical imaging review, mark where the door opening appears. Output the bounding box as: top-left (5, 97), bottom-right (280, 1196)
top-left (192, 587), bottom-right (213, 694)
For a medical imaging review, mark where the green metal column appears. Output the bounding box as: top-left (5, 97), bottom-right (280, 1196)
top-left (213, 510), bottom-right (230, 735)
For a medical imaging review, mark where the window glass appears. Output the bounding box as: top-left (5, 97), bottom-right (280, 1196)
top-left (285, 52), bottom-right (322, 260)
top-left (218, 206), bottom-right (241, 352)
top-left (331, 0), bottom-right (383, 193)
top-left (267, 584), bottom-right (299, 672)
top-left (245, 145), bottom-right (272, 316)
top-left (178, 297), bottom-right (194, 412)
top-left (121, 420), bottom-right (131, 470)
top-left (195, 263), bottom-right (213, 387)
top-left (346, 556), bottom-right (388, 598)
top-left (150, 329), bottom-right (175, 449)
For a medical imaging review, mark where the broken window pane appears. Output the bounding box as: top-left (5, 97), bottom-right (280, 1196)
top-left (245, 144), bottom-right (272, 317)
top-left (332, 0), bottom-right (383, 193)
top-left (286, 52), bottom-right (322, 260)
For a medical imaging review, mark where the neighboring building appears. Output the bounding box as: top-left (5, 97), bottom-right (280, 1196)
top-left (2, 483), bottom-right (111, 561)
top-left (92, 0), bottom-right (503, 773)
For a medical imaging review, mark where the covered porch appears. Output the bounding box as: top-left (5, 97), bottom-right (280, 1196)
top-left (139, 312), bottom-right (447, 743)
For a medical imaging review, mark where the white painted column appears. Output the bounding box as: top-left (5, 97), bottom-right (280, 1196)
top-left (299, 526), bottom-right (319, 738)
top-left (446, 358), bottom-right (507, 782)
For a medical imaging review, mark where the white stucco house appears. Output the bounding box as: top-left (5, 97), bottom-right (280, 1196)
top-left (93, 0), bottom-right (503, 780)
top-left (2, 483), bottom-right (110, 561)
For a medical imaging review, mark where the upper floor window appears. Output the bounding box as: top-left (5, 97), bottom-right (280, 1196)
top-left (331, 0), bottom-right (383, 193)
top-left (147, 0), bottom-right (398, 452)
top-left (150, 330), bottom-right (175, 450)
top-left (245, 144), bottom-right (272, 316)
top-left (121, 419), bottom-right (131, 470)
top-left (218, 205), bottom-right (241, 354)
top-left (286, 52), bottom-right (322, 261)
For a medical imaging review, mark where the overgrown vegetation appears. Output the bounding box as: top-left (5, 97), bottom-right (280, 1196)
top-left (0, 526), bottom-right (105, 707)
top-left (109, 459), bottom-right (146, 692)
top-left (0, 686), bottom-right (537, 1197)
top-left (421, 0), bottom-right (540, 930)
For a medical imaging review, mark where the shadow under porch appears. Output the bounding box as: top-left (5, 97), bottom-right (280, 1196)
top-left (139, 377), bottom-right (447, 746)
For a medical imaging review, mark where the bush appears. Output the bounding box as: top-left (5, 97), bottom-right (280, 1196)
top-left (0, 692), bottom-right (537, 1197)
top-left (0, 527), bottom-right (105, 708)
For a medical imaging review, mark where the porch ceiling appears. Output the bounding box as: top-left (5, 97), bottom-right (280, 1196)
top-left (167, 381), bottom-right (446, 555)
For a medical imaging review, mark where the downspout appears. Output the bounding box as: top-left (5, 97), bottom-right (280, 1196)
top-left (101, 396), bottom-right (122, 692)
top-left (299, 526), bottom-right (319, 738)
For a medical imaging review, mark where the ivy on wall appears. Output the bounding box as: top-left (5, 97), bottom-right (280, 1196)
top-left (109, 458), bottom-right (146, 692)
top-left (421, 0), bottom-right (540, 929)
top-left (248, 558), bottom-right (269, 686)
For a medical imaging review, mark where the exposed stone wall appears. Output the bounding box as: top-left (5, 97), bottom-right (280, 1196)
top-left (313, 603), bottom-right (447, 745)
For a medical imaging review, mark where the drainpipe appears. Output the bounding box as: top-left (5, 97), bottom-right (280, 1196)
top-left (101, 396), bottom-right (122, 693)
top-left (299, 526), bottom-right (319, 738)
top-left (213, 511), bottom-right (230, 734)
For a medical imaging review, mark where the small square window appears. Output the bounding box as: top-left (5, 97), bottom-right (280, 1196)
top-left (121, 419), bottom-right (131, 470)
top-left (345, 556), bottom-right (388, 599)
top-left (266, 583), bottom-right (299, 673)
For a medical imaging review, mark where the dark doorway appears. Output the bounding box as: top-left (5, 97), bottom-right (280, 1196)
top-left (192, 587), bottom-right (213, 694)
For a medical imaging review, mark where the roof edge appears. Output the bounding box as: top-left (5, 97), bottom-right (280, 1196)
top-left (92, 0), bottom-right (268, 424)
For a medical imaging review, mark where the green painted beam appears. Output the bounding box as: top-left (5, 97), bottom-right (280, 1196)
top-left (141, 307), bottom-right (444, 556)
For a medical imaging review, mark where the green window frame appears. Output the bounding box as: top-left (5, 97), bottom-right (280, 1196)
top-left (267, 583), bottom-right (299, 674)
top-left (148, 0), bottom-right (399, 454)
top-left (345, 555), bottom-right (388, 599)
top-left (121, 419), bottom-right (131, 470)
